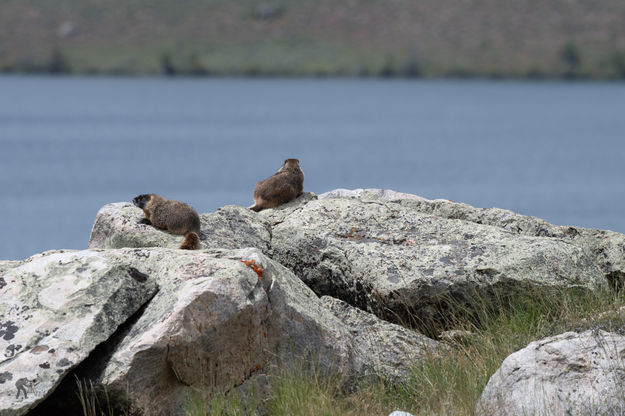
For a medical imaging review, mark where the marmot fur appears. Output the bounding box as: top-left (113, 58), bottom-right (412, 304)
top-left (132, 194), bottom-right (201, 250)
top-left (250, 159), bottom-right (304, 212)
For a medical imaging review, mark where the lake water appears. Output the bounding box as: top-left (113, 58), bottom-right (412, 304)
top-left (1, 76), bottom-right (624, 260)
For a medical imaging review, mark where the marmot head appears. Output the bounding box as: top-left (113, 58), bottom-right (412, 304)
top-left (283, 158), bottom-right (300, 169)
top-left (133, 194), bottom-right (154, 209)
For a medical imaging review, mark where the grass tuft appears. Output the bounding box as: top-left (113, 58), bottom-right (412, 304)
top-left (81, 286), bottom-right (625, 415)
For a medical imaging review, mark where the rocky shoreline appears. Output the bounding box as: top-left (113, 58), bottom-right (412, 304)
top-left (2, 189), bottom-right (625, 415)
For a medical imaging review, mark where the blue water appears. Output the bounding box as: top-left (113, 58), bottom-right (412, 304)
top-left (1, 76), bottom-right (624, 260)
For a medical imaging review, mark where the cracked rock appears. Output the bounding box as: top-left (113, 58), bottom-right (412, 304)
top-left (89, 189), bottom-right (618, 327)
top-left (0, 250), bottom-right (157, 416)
top-left (30, 248), bottom-right (445, 416)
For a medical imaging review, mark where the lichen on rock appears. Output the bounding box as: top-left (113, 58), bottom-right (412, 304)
top-left (0, 250), bottom-right (157, 415)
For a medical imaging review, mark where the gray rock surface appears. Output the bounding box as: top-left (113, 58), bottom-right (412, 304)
top-left (9, 188), bottom-right (625, 415)
top-left (89, 248), bottom-right (272, 416)
top-left (320, 296), bottom-right (443, 383)
top-left (69, 248), bottom-right (442, 416)
top-left (89, 202), bottom-right (271, 251)
top-left (320, 189), bottom-right (625, 278)
top-left (0, 250), bottom-right (157, 416)
top-left (89, 189), bottom-right (620, 326)
top-left (269, 195), bottom-right (606, 320)
top-left (88, 193), bottom-right (318, 253)
top-left (477, 330), bottom-right (625, 416)
top-left (318, 188), bottom-right (433, 202)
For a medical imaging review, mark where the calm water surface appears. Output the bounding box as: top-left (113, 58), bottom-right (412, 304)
top-left (1, 76), bottom-right (624, 260)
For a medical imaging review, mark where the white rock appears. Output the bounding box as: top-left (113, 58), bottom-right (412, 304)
top-left (0, 250), bottom-right (157, 416)
top-left (35, 248), bottom-right (443, 416)
top-left (477, 330), bottom-right (625, 416)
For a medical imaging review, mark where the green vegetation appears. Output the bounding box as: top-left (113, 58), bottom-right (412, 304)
top-left (76, 378), bottom-right (116, 416)
top-left (164, 286), bottom-right (625, 415)
top-left (605, 50), bottom-right (625, 79)
top-left (2, 0), bottom-right (625, 78)
top-left (48, 47), bottom-right (72, 74)
top-left (560, 42), bottom-right (583, 79)
top-left (185, 388), bottom-right (257, 416)
top-left (72, 286), bottom-right (625, 415)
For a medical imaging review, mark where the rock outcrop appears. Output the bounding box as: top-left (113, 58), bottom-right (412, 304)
top-left (94, 248), bottom-right (443, 415)
top-left (0, 250), bottom-right (157, 416)
top-left (90, 189), bottom-right (616, 326)
top-left (477, 330), bottom-right (625, 416)
top-left (3, 188), bottom-right (622, 415)
top-left (23, 248), bottom-right (441, 416)
top-left (270, 191), bottom-right (606, 323)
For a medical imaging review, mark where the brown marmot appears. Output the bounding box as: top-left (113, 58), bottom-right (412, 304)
top-left (250, 158), bottom-right (304, 212)
top-left (132, 194), bottom-right (201, 250)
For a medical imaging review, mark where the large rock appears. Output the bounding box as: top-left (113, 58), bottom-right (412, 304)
top-left (32, 248), bottom-right (442, 416)
top-left (89, 189), bottom-right (620, 326)
top-left (360, 188), bottom-right (625, 287)
top-left (90, 248), bottom-right (272, 416)
top-left (320, 189), bottom-right (625, 274)
top-left (88, 193), bottom-right (317, 252)
top-left (271, 192), bottom-right (607, 321)
top-left (89, 202), bottom-right (270, 251)
top-left (321, 189), bottom-right (625, 298)
top-left (0, 250), bottom-right (157, 416)
top-left (477, 330), bottom-right (625, 416)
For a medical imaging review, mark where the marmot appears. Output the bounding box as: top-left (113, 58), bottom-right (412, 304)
top-left (132, 194), bottom-right (201, 250)
top-left (250, 158), bottom-right (304, 212)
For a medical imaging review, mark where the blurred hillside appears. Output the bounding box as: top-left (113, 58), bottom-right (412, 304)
top-left (1, 0), bottom-right (625, 78)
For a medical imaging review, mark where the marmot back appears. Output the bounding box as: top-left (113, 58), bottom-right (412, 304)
top-left (250, 158), bottom-right (304, 212)
top-left (133, 194), bottom-right (201, 250)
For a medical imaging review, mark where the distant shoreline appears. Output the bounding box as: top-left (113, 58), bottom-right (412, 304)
top-left (4, 1), bottom-right (625, 82)
top-left (2, 69), bottom-right (624, 82)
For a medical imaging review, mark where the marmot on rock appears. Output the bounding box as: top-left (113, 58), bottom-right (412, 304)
top-left (250, 158), bottom-right (304, 212)
top-left (132, 194), bottom-right (201, 250)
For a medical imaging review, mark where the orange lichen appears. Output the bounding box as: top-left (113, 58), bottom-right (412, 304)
top-left (240, 259), bottom-right (264, 278)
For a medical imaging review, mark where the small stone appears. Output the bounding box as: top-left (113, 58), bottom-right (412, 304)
top-left (439, 330), bottom-right (476, 344)
top-left (388, 411), bottom-right (415, 416)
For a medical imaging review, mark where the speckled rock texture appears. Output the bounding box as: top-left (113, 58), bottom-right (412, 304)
top-left (99, 248), bottom-right (443, 415)
top-left (273, 190), bottom-right (608, 320)
top-left (89, 248), bottom-right (273, 416)
top-left (320, 295), bottom-right (443, 383)
top-left (31, 248), bottom-right (443, 416)
top-left (347, 189), bottom-right (625, 287)
top-left (477, 330), bottom-right (625, 416)
top-left (88, 193), bottom-right (317, 252)
top-left (0, 250), bottom-right (157, 416)
top-left (89, 189), bottom-right (621, 324)
top-left (8, 188), bottom-right (625, 415)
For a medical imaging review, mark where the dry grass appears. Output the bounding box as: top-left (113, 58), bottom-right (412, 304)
top-left (76, 286), bottom-right (625, 416)
top-left (256, 286), bottom-right (625, 415)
